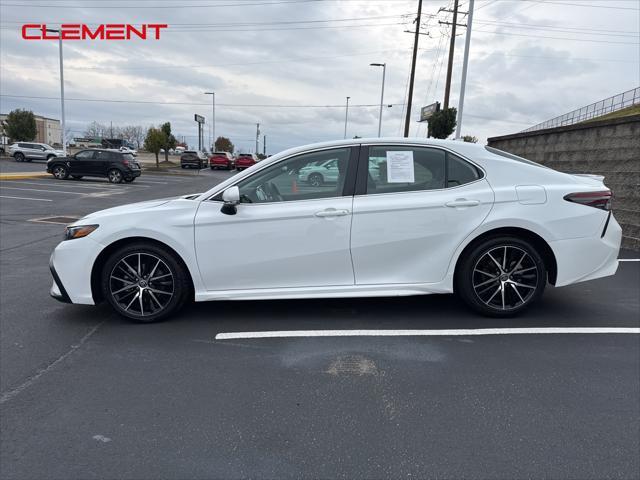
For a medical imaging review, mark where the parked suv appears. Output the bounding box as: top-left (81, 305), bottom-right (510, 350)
top-left (9, 142), bottom-right (64, 162)
top-left (235, 153), bottom-right (259, 171)
top-left (46, 149), bottom-right (141, 183)
top-left (209, 151), bottom-right (235, 170)
top-left (180, 151), bottom-right (207, 169)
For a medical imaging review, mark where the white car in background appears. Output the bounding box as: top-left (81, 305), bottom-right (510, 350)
top-left (119, 146), bottom-right (138, 157)
top-left (9, 142), bottom-right (64, 162)
top-left (49, 138), bottom-right (621, 322)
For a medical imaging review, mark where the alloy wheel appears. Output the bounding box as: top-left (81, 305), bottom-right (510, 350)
top-left (52, 165), bottom-right (67, 179)
top-left (472, 245), bottom-right (539, 311)
top-left (109, 253), bottom-right (174, 317)
top-left (108, 169), bottom-right (123, 183)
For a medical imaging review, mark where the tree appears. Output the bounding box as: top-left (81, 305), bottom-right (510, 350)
top-left (214, 136), bottom-right (234, 154)
top-left (84, 121), bottom-right (108, 139)
top-left (4, 109), bottom-right (37, 141)
top-left (427, 108), bottom-right (457, 139)
top-left (144, 127), bottom-right (165, 167)
top-left (160, 122), bottom-right (177, 162)
top-left (462, 135), bottom-right (478, 143)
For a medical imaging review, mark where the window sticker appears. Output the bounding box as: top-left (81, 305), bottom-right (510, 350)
top-left (386, 150), bottom-right (415, 183)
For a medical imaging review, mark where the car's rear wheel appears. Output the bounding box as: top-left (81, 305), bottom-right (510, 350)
top-left (308, 173), bottom-right (324, 187)
top-left (101, 243), bottom-right (190, 323)
top-left (456, 236), bottom-right (546, 317)
top-left (108, 169), bottom-right (123, 183)
top-left (52, 164), bottom-right (69, 179)
top-left (14, 153), bottom-right (24, 162)
top-left (47, 155), bottom-right (56, 161)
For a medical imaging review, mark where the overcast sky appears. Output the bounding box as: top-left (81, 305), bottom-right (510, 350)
top-left (1, 0), bottom-right (638, 153)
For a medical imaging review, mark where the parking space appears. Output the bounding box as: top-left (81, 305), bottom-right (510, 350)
top-left (0, 167), bottom-right (639, 479)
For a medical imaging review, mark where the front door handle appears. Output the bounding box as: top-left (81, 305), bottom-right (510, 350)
top-left (445, 199), bottom-right (480, 208)
top-left (315, 208), bottom-right (350, 217)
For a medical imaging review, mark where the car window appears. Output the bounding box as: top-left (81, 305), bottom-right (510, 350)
top-left (447, 153), bottom-right (482, 187)
top-left (122, 153), bottom-right (135, 162)
top-left (95, 150), bottom-right (112, 161)
top-left (235, 147), bottom-right (351, 204)
top-left (366, 146), bottom-right (446, 194)
top-left (75, 150), bottom-right (95, 160)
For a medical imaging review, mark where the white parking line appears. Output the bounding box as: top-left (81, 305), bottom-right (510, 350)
top-left (215, 327), bottom-right (640, 340)
top-left (0, 186), bottom-right (86, 195)
top-left (135, 179), bottom-right (168, 185)
top-left (0, 195), bottom-right (52, 202)
top-left (619, 259), bottom-right (640, 262)
top-left (0, 180), bottom-right (128, 190)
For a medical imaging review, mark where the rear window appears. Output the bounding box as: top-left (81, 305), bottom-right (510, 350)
top-left (485, 146), bottom-right (547, 168)
top-left (122, 153), bottom-right (135, 162)
top-left (184, 151), bottom-right (196, 154)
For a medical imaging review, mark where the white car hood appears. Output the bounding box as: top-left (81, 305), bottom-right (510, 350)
top-left (77, 193), bottom-right (200, 222)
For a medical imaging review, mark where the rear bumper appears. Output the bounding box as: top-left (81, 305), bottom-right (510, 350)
top-left (550, 213), bottom-right (622, 287)
top-left (127, 169), bottom-right (142, 178)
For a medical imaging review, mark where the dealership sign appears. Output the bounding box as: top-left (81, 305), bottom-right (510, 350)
top-left (21, 24), bottom-right (168, 40)
top-left (419, 102), bottom-right (440, 122)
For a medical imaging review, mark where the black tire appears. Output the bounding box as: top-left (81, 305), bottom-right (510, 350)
top-left (46, 155), bottom-right (56, 161)
top-left (181, 165), bottom-right (186, 169)
top-left (124, 177), bottom-right (135, 183)
top-left (308, 172), bottom-right (324, 187)
top-left (108, 169), bottom-right (123, 183)
top-left (71, 175), bottom-right (83, 180)
top-left (210, 166), bottom-right (215, 170)
top-left (456, 236), bottom-right (546, 317)
top-left (14, 153), bottom-right (24, 162)
top-left (51, 164), bottom-right (69, 180)
top-left (101, 242), bottom-right (190, 323)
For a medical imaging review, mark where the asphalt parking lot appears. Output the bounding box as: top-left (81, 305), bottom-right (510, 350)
top-left (0, 158), bottom-right (639, 479)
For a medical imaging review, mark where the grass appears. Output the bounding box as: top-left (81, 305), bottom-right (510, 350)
top-left (581, 104), bottom-right (640, 123)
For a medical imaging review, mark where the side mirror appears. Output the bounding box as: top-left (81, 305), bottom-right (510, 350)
top-left (221, 186), bottom-right (240, 215)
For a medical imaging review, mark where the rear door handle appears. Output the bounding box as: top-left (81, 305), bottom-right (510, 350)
top-left (445, 199), bottom-right (480, 208)
top-left (315, 208), bottom-right (350, 217)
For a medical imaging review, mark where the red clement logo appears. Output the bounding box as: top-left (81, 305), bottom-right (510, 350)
top-left (21, 24), bottom-right (168, 40)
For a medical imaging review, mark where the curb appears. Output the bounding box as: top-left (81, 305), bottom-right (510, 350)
top-left (0, 172), bottom-right (49, 180)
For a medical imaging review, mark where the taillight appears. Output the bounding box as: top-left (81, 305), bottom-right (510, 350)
top-left (564, 190), bottom-right (612, 211)
top-left (122, 159), bottom-right (129, 166)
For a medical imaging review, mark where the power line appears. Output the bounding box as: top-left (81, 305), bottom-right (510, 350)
top-left (474, 20), bottom-right (639, 37)
top-left (0, 94), bottom-right (406, 108)
top-left (473, 29), bottom-right (640, 45)
top-left (0, 0), bottom-right (322, 8)
top-left (512, 0), bottom-right (640, 11)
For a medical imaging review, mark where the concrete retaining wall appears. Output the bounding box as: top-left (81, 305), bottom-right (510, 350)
top-left (488, 115), bottom-right (640, 250)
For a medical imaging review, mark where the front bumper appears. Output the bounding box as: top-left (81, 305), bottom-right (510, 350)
top-left (49, 236), bottom-right (103, 305)
top-left (49, 261), bottom-right (72, 303)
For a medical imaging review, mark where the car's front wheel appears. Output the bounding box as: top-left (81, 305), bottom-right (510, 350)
top-left (308, 173), bottom-right (324, 187)
top-left (101, 243), bottom-right (190, 322)
top-left (52, 164), bottom-right (69, 180)
top-left (456, 236), bottom-right (546, 317)
top-left (108, 169), bottom-right (123, 183)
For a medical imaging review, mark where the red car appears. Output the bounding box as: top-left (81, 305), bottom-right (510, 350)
top-left (235, 153), bottom-right (259, 171)
top-left (209, 151), bottom-right (234, 170)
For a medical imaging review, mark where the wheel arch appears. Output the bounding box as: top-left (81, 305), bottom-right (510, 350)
top-left (453, 227), bottom-right (558, 288)
top-left (90, 236), bottom-right (195, 304)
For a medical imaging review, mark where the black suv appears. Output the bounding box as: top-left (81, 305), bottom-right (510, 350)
top-left (180, 150), bottom-right (207, 169)
top-left (47, 149), bottom-right (142, 183)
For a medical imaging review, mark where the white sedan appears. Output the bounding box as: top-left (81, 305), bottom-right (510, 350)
top-left (49, 138), bottom-right (621, 322)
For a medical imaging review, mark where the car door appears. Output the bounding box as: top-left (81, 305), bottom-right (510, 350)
top-left (93, 150), bottom-right (115, 176)
top-left (194, 146), bottom-right (358, 291)
top-left (24, 143), bottom-right (40, 160)
top-left (69, 150), bottom-right (96, 175)
top-left (350, 144), bottom-right (495, 285)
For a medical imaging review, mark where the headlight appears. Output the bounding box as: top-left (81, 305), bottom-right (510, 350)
top-left (64, 224), bottom-right (99, 240)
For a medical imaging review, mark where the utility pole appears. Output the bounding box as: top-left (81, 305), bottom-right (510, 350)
top-left (455, 0), bottom-right (474, 139)
top-left (204, 91), bottom-right (215, 150)
top-left (263, 135), bottom-right (266, 156)
top-left (343, 96), bottom-right (350, 139)
top-left (255, 123), bottom-right (260, 154)
top-left (403, 0), bottom-right (423, 137)
top-left (443, 0), bottom-right (459, 110)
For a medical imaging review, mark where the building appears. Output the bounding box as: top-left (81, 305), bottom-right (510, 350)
top-left (0, 113), bottom-right (62, 146)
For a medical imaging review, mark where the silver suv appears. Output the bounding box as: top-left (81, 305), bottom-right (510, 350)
top-left (8, 142), bottom-right (64, 162)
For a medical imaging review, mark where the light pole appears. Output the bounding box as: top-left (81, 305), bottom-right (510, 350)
top-left (343, 96), bottom-right (350, 139)
top-left (370, 63), bottom-right (386, 137)
top-left (46, 28), bottom-right (66, 156)
top-left (455, 0), bottom-right (474, 140)
top-left (204, 91), bottom-right (215, 151)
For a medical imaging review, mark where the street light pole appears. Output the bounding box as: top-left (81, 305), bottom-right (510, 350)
top-left (370, 63), bottom-right (386, 137)
top-left (455, 0), bottom-right (474, 140)
top-left (47, 29), bottom-right (66, 156)
top-left (343, 96), bottom-right (350, 139)
top-left (204, 92), bottom-right (215, 151)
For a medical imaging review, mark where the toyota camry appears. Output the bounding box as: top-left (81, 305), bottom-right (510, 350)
top-left (49, 138), bottom-right (621, 322)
